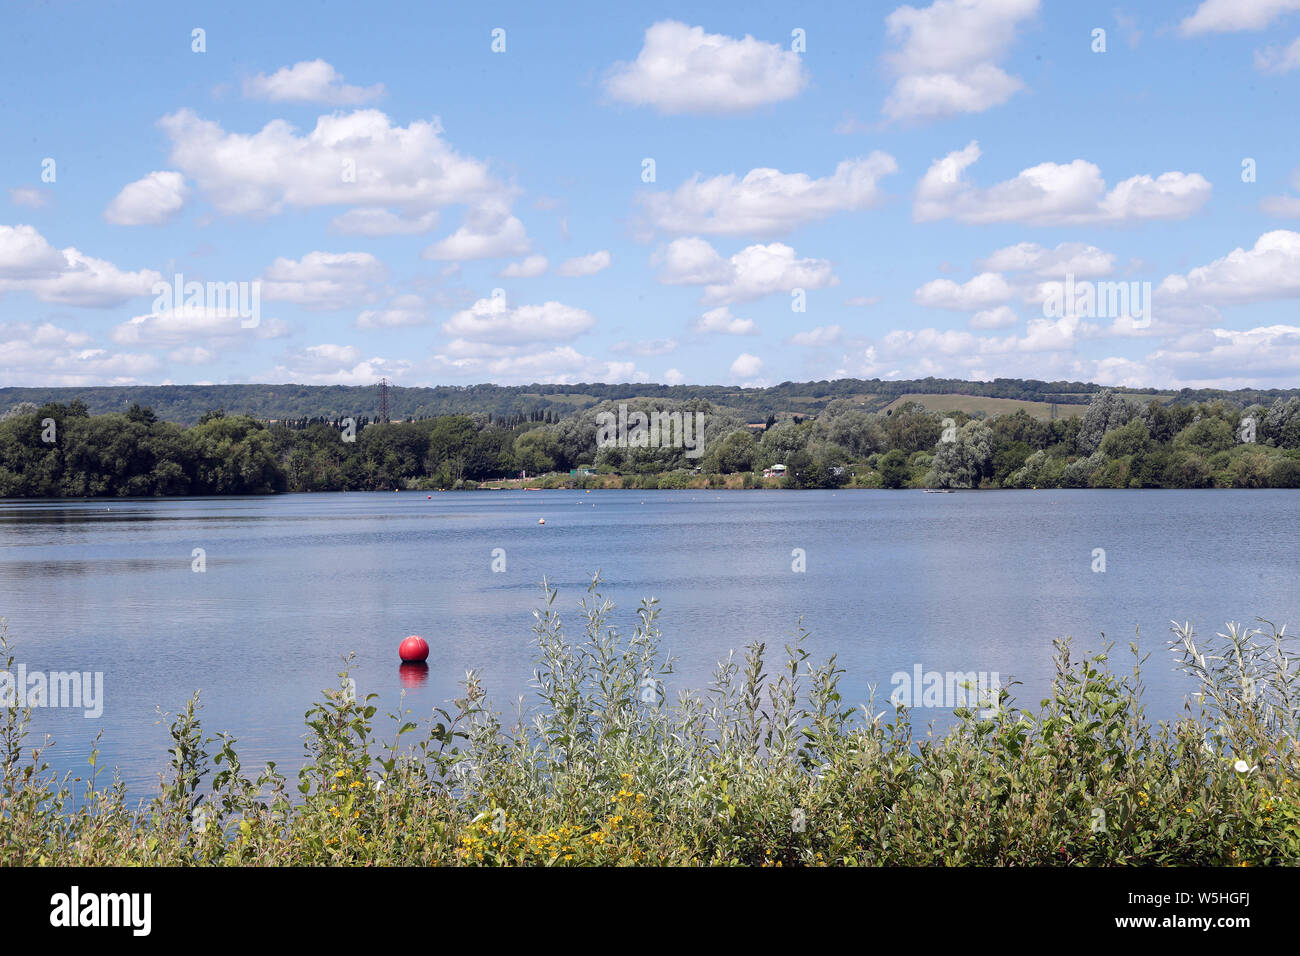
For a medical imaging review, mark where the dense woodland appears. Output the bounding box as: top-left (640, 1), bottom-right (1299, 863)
top-left (5, 377), bottom-right (1299, 426)
top-left (3, 389), bottom-right (1300, 496)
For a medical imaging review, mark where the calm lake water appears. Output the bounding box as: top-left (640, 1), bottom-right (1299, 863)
top-left (1, 489), bottom-right (1296, 797)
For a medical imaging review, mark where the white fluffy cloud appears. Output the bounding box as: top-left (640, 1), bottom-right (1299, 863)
top-left (161, 108), bottom-right (498, 215)
top-left (653, 237), bottom-right (734, 285)
top-left (104, 171), bottom-right (189, 226)
top-left (729, 352), bottom-right (763, 378)
top-left (604, 21), bottom-right (808, 114)
top-left (787, 325), bottom-right (843, 346)
top-left (421, 199), bottom-right (530, 261)
top-left (1157, 230), bottom-right (1300, 304)
top-left (442, 295), bottom-right (597, 345)
top-left (822, 307), bottom-right (1300, 389)
top-left (431, 345), bottom-right (643, 385)
top-left (915, 141), bottom-right (1211, 225)
top-left (1262, 197), bottom-right (1300, 217)
top-left (556, 250), bottom-right (611, 277)
top-left (112, 308), bottom-right (289, 348)
top-left (1145, 325), bottom-right (1300, 386)
top-left (691, 306), bottom-right (757, 335)
top-left (656, 238), bottom-right (837, 305)
top-left (0, 224), bottom-right (67, 278)
top-left (1255, 35), bottom-right (1300, 72)
top-left (882, 0), bottom-right (1039, 121)
top-left (168, 346), bottom-right (217, 365)
top-left (260, 251), bottom-right (387, 309)
top-left (356, 294), bottom-right (430, 329)
top-left (914, 272), bottom-right (1012, 310)
top-left (834, 324), bottom-right (1122, 384)
top-left (1180, 0), bottom-right (1300, 34)
top-left (243, 59), bottom-right (385, 105)
top-left (9, 187), bottom-right (48, 210)
top-left (158, 108), bottom-right (524, 245)
top-left (977, 241), bottom-right (1115, 277)
top-left (287, 343), bottom-right (359, 366)
top-left (499, 255), bottom-right (549, 278)
top-left (0, 226), bottom-right (160, 306)
top-left (1262, 168), bottom-right (1300, 216)
top-left (705, 243), bottom-right (837, 305)
top-left (0, 322), bottom-right (159, 386)
top-left (970, 305), bottom-right (1019, 329)
top-left (640, 156), bottom-right (897, 237)
top-left (328, 208), bottom-right (438, 236)
top-left (272, 345), bottom-right (411, 385)
top-left (30, 250), bottom-right (161, 307)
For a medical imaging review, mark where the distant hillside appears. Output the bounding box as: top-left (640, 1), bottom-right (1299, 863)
top-left (880, 393), bottom-right (1080, 421)
top-left (1, 379), bottom-right (1295, 426)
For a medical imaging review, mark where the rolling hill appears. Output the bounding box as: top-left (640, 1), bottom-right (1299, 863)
top-left (0, 378), bottom-right (1292, 426)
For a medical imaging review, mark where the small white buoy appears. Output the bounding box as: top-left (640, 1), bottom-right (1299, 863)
top-left (538, 518), bottom-right (545, 525)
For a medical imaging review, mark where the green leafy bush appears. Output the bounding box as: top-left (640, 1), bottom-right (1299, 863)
top-left (2, 588), bottom-right (1298, 866)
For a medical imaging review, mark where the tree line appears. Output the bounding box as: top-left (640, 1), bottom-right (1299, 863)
top-left (2, 390), bottom-right (1299, 497)
top-left (14, 375), bottom-right (1297, 427)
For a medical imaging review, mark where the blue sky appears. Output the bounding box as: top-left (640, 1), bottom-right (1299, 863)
top-left (2, 0), bottom-right (1299, 390)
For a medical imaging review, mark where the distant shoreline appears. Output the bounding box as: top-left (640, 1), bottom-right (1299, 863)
top-left (6, 390), bottom-right (1299, 496)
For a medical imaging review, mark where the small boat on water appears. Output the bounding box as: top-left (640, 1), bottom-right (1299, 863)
top-left (923, 488), bottom-right (954, 493)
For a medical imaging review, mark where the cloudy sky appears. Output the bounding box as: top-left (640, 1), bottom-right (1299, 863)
top-left (3, 0), bottom-right (1300, 390)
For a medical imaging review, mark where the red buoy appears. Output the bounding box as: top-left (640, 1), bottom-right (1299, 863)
top-left (398, 634), bottom-right (429, 663)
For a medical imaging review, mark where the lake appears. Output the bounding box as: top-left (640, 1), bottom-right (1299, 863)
top-left (1, 489), bottom-right (1296, 797)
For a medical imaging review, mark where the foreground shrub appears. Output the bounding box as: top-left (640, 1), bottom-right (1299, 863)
top-left (2, 584), bottom-right (1298, 866)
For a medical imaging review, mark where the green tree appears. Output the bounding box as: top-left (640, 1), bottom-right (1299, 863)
top-left (126, 402), bottom-right (158, 425)
top-left (424, 415), bottom-right (477, 483)
top-left (1270, 456), bottom-right (1300, 488)
top-left (1076, 389), bottom-right (1132, 455)
top-left (1099, 419), bottom-right (1152, 459)
top-left (187, 416), bottom-right (286, 494)
top-left (758, 421), bottom-right (811, 467)
top-left (704, 428), bottom-right (758, 473)
top-left (820, 409), bottom-right (885, 457)
top-left (879, 449), bottom-right (909, 489)
top-left (991, 439), bottom-right (1032, 486)
top-left (1173, 417), bottom-right (1235, 455)
top-left (925, 420), bottom-right (993, 489)
top-left (1264, 397), bottom-right (1300, 448)
top-left (514, 428), bottom-right (559, 475)
top-left (885, 402), bottom-right (942, 454)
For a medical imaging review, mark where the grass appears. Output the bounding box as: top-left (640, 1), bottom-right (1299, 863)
top-left (3, 577), bottom-right (1299, 866)
top-left (881, 394), bottom-right (1081, 421)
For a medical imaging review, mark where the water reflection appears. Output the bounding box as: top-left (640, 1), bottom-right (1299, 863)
top-left (399, 662), bottom-right (429, 687)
